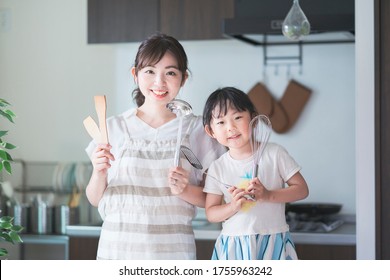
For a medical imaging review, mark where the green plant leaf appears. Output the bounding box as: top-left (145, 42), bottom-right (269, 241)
top-left (0, 232), bottom-right (12, 243)
top-left (0, 98), bottom-right (10, 106)
top-left (0, 150), bottom-right (8, 160)
top-left (0, 131), bottom-right (7, 137)
top-left (11, 225), bottom-right (24, 233)
top-left (1, 142), bottom-right (17, 150)
top-left (4, 109), bottom-right (16, 118)
top-left (0, 221), bottom-right (12, 229)
top-left (3, 161), bottom-right (12, 174)
top-left (9, 231), bottom-right (23, 243)
top-left (0, 216), bottom-right (13, 223)
top-left (0, 109), bottom-right (14, 123)
top-left (0, 248), bottom-right (8, 257)
top-left (0, 150), bottom-right (13, 161)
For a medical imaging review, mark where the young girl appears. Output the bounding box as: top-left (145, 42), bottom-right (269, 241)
top-left (202, 87), bottom-right (309, 260)
top-left (85, 33), bottom-right (225, 260)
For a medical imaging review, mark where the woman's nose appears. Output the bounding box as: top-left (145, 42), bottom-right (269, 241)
top-left (154, 73), bottom-right (166, 85)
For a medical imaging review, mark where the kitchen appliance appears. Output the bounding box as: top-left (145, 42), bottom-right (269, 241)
top-left (223, 0), bottom-right (355, 45)
top-left (286, 203), bottom-right (344, 233)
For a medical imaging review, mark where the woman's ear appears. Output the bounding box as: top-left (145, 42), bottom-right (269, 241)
top-left (180, 72), bottom-right (189, 87)
top-left (204, 125), bottom-right (215, 138)
top-left (131, 67), bottom-right (137, 84)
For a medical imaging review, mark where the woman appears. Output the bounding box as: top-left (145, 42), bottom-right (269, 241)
top-left (85, 33), bottom-right (225, 260)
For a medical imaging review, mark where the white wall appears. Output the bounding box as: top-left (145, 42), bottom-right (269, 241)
top-left (355, 0), bottom-right (375, 260)
top-left (115, 41), bottom-right (356, 214)
top-left (1, 0), bottom-right (355, 216)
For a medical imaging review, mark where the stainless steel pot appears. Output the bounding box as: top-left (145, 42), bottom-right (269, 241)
top-left (30, 204), bottom-right (53, 234)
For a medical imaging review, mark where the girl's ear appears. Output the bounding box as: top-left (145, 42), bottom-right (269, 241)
top-left (204, 125), bottom-right (215, 138)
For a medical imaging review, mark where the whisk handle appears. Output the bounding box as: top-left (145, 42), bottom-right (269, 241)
top-left (252, 164), bottom-right (259, 179)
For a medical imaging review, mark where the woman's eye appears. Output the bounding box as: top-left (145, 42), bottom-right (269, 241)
top-left (235, 116), bottom-right (242, 120)
top-left (145, 69), bottom-right (154, 74)
top-left (216, 121), bottom-right (224, 125)
top-left (167, 71), bottom-right (177, 76)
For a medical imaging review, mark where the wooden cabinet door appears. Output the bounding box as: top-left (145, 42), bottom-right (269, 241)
top-left (88, 0), bottom-right (159, 43)
top-left (160, 0), bottom-right (234, 40)
top-left (88, 0), bottom-right (234, 43)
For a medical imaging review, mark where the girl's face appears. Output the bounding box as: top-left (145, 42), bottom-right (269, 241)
top-left (132, 51), bottom-right (186, 106)
top-left (206, 103), bottom-right (253, 158)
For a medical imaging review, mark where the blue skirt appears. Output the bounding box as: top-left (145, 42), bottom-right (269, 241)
top-left (211, 232), bottom-right (298, 260)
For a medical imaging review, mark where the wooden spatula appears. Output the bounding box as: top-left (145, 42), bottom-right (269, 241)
top-left (83, 116), bottom-right (101, 143)
top-left (94, 95), bottom-right (109, 144)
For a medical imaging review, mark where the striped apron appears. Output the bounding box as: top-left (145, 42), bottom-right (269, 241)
top-left (96, 117), bottom-right (197, 260)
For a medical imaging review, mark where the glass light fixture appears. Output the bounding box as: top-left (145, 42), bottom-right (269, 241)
top-left (282, 0), bottom-right (311, 41)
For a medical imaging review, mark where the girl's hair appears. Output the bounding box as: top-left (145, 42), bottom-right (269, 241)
top-left (203, 87), bottom-right (258, 127)
top-left (132, 33), bottom-right (189, 107)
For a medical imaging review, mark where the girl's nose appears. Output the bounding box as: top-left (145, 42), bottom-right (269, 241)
top-left (227, 121), bottom-right (236, 131)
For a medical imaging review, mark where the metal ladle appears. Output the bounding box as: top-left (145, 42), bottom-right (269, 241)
top-left (166, 99), bottom-right (193, 166)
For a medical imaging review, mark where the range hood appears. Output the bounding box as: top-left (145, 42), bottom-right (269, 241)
top-left (223, 0), bottom-right (355, 46)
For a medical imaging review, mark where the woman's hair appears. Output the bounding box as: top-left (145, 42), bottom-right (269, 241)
top-left (132, 33), bottom-right (189, 107)
top-left (203, 87), bottom-right (258, 128)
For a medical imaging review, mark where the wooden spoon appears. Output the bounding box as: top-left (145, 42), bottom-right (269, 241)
top-left (83, 116), bottom-right (102, 142)
top-left (94, 95), bottom-right (109, 144)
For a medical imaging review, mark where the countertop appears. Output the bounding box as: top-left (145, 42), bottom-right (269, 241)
top-left (66, 220), bottom-right (356, 246)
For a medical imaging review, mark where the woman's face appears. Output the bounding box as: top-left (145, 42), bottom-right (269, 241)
top-left (133, 51), bottom-right (186, 106)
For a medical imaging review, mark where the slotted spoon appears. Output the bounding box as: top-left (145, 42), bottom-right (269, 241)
top-left (180, 145), bottom-right (255, 201)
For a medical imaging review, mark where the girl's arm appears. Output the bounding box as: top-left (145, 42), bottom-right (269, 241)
top-left (85, 143), bottom-right (115, 207)
top-left (248, 171), bottom-right (309, 203)
top-left (204, 188), bottom-right (248, 223)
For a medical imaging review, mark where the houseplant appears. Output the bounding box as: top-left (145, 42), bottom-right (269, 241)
top-left (0, 98), bottom-right (23, 257)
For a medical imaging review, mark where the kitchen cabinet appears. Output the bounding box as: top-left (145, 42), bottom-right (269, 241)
top-left (87, 0), bottom-right (234, 43)
top-left (295, 244), bottom-right (355, 260)
top-left (195, 241), bottom-right (356, 260)
top-left (68, 237), bottom-right (214, 260)
top-left (69, 236), bottom-right (99, 260)
top-left (68, 236), bottom-right (355, 260)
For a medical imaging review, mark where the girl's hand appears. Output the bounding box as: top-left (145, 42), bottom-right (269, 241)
top-left (247, 177), bottom-right (270, 202)
top-left (91, 144), bottom-right (115, 176)
top-left (227, 186), bottom-right (247, 212)
top-left (168, 166), bottom-right (190, 195)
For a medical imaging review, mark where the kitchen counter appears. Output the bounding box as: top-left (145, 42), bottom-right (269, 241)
top-left (66, 221), bottom-right (355, 246)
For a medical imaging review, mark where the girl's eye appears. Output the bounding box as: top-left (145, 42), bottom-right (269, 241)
top-left (235, 116), bottom-right (242, 120)
top-left (145, 69), bottom-right (154, 74)
top-left (216, 121), bottom-right (224, 125)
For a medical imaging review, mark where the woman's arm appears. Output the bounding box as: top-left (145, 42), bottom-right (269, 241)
top-left (168, 166), bottom-right (207, 207)
top-left (85, 143), bottom-right (115, 207)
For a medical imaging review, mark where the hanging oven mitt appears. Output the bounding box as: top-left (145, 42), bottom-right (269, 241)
top-left (279, 80), bottom-right (312, 133)
top-left (83, 95), bottom-right (109, 144)
top-left (247, 82), bottom-right (289, 133)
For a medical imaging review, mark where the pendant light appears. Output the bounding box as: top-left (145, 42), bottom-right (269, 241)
top-left (282, 0), bottom-right (311, 41)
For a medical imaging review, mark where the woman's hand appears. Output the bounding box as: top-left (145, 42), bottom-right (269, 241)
top-left (168, 166), bottom-right (190, 195)
top-left (91, 143), bottom-right (115, 176)
top-left (247, 177), bottom-right (270, 202)
top-left (86, 143), bottom-right (115, 207)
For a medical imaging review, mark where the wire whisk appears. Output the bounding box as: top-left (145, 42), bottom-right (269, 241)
top-left (249, 115), bottom-right (272, 179)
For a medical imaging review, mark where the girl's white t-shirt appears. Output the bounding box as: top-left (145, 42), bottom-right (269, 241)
top-left (203, 142), bottom-right (301, 236)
